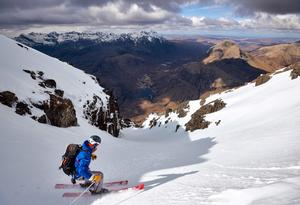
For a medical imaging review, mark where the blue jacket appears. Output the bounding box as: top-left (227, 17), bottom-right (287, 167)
top-left (74, 140), bottom-right (93, 179)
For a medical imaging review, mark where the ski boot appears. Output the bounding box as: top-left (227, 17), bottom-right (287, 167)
top-left (89, 188), bottom-right (109, 195)
top-left (80, 181), bottom-right (93, 188)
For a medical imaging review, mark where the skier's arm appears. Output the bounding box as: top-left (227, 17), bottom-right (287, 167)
top-left (78, 158), bottom-right (92, 179)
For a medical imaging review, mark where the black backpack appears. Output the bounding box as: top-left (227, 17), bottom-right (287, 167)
top-left (59, 144), bottom-right (82, 176)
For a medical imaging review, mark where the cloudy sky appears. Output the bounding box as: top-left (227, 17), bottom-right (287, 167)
top-left (1, 0), bottom-right (300, 37)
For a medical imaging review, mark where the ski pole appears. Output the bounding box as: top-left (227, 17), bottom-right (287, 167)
top-left (68, 182), bottom-right (95, 205)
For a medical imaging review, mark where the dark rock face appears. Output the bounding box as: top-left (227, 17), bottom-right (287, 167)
top-left (0, 91), bottom-right (18, 107)
top-left (255, 74), bottom-right (271, 86)
top-left (54, 89), bottom-right (64, 97)
top-left (83, 92), bottom-right (121, 137)
top-left (185, 99), bottom-right (226, 131)
top-left (15, 102), bottom-right (31, 115)
top-left (37, 114), bottom-right (47, 124)
top-left (38, 79), bottom-right (57, 88)
top-left (31, 101), bottom-right (46, 110)
top-left (44, 79), bottom-right (56, 88)
top-left (290, 63), bottom-right (300, 79)
top-left (44, 94), bottom-right (77, 127)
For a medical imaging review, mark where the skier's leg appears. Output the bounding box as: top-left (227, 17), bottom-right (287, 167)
top-left (90, 171), bottom-right (104, 193)
top-left (80, 178), bottom-right (93, 188)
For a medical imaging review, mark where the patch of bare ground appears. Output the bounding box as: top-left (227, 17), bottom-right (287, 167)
top-left (132, 97), bottom-right (179, 125)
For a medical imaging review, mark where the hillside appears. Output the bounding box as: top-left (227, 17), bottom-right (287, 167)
top-left (250, 43), bottom-right (300, 72)
top-left (203, 40), bottom-right (300, 73)
top-left (1, 34), bottom-right (300, 205)
top-left (0, 35), bottom-right (122, 136)
top-left (203, 40), bottom-right (243, 64)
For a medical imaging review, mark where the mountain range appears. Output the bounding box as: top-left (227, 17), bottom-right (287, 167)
top-left (15, 32), bottom-right (300, 123)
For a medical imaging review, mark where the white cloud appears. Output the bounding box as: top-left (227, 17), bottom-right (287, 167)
top-left (190, 16), bottom-right (239, 29)
top-left (87, 1), bottom-right (173, 25)
top-left (1, 0), bottom-right (299, 37)
top-left (239, 13), bottom-right (300, 30)
top-left (188, 12), bottom-right (300, 32)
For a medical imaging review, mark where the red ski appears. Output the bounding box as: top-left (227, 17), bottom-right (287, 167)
top-left (55, 180), bottom-right (128, 189)
top-left (62, 183), bottom-right (144, 197)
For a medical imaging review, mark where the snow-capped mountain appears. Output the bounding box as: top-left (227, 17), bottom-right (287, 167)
top-left (15, 31), bottom-right (165, 46)
top-left (1, 33), bottom-right (300, 205)
top-left (0, 35), bottom-right (121, 137)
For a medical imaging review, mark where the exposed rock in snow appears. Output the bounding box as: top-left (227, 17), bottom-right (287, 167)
top-left (44, 94), bottom-right (77, 127)
top-left (255, 74), bottom-right (272, 86)
top-left (0, 91), bottom-right (18, 107)
top-left (185, 99), bottom-right (226, 131)
top-left (83, 90), bottom-right (121, 137)
top-left (15, 101), bottom-right (31, 115)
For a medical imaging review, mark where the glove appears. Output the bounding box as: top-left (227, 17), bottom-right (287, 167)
top-left (90, 174), bottom-right (101, 183)
top-left (91, 154), bottom-right (97, 160)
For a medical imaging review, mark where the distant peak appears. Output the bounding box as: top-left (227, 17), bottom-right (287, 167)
top-left (203, 40), bottom-right (243, 64)
top-left (15, 31), bottom-right (165, 46)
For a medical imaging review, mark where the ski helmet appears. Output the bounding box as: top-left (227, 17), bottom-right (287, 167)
top-left (88, 135), bottom-right (101, 146)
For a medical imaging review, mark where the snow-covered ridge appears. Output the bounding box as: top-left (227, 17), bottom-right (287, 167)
top-left (15, 31), bottom-right (165, 46)
top-left (143, 66), bottom-right (300, 133)
top-left (0, 35), bottom-right (121, 136)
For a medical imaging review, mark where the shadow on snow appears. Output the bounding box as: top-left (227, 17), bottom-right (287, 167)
top-left (102, 120), bottom-right (217, 192)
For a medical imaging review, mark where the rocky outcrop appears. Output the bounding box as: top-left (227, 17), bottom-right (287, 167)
top-left (185, 113), bottom-right (210, 131)
top-left (255, 74), bottom-right (271, 86)
top-left (0, 91), bottom-right (18, 107)
top-left (54, 89), bottom-right (64, 97)
top-left (185, 99), bottom-right (226, 131)
top-left (250, 43), bottom-right (300, 72)
top-left (15, 101), bottom-right (31, 115)
top-left (198, 99), bottom-right (226, 114)
top-left (290, 62), bottom-right (300, 79)
top-left (83, 91), bottom-right (121, 137)
top-left (0, 91), bottom-right (31, 115)
top-left (39, 79), bottom-right (56, 88)
top-left (175, 101), bottom-right (189, 118)
top-left (44, 94), bottom-right (77, 127)
top-left (8, 68), bottom-right (123, 136)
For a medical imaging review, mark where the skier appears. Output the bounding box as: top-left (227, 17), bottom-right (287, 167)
top-left (73, 135), bottom-right (106, 194)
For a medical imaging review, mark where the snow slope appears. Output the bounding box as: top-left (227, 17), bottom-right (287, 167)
top-left (0, 35), bottom-right (109, 120)
top-left (1, 35), bottom-right (300, 205)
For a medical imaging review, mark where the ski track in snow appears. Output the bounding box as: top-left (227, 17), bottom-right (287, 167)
top-left (0, 35), bottom-right (300, 205)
